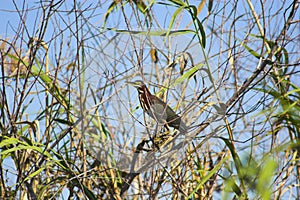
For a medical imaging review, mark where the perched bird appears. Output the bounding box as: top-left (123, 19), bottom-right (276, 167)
top-left (128, 80), bottom-right (187, 134)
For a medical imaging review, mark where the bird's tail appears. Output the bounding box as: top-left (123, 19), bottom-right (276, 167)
top-left (179, 121), bottom-right (188, 134)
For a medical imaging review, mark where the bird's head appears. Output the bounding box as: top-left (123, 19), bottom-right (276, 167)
top-left (127, 80), bottom-right (146, 89)
top-left (127, 80), bottom-right (149, 95)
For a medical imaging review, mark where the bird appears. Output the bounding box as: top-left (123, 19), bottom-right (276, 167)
top-left (128, 80), bottom-right (187, 134)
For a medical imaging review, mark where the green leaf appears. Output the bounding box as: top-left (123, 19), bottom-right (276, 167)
top-left (222, 138), bottom-right (243, 169)
top-left (168, 0), bottom-right (187, 7)
top-left (103, 1), bottom-right (120, 29)
top-left (134, 0), bottom-right (147, 13)
top-left (257, 158), bottom-right (277, 200)
top-left (188, 156), bottom-right (229, 199)
top-left (194, 16), bottom-right (206, 48)
top-left (54, 118), bottom-right (74, 126)
top-left (24, 161), bottom-right (54, 181)
top-left (166, 6), bottom-right (185, 39)
top-left (1, 144), bottom-right (51, 158)
top-left (83, 185), bottom-right (96, 200)
top-left (157, 63), bottom-right (203, 95)
top-left (222, 177), bottom-right (242, 197)
top-left (107, 28), bottom-right (196, 36)
top-left (242, 43), bottom-right (260, 59)
top-left (173, 63), bottom-right (204, 85)
top-left (7, 53), bottom-right (69, 108)
top-left (221, 137), bottom-right (247, 196)
top-left (0, 137), bottom-right (20, 147)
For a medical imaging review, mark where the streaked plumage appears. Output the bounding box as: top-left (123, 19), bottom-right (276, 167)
top-left (128, 80), bottom-right (187, 133)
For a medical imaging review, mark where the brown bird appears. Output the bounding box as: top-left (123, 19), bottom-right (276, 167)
top-left (128, 80), bottom-right (187, 133)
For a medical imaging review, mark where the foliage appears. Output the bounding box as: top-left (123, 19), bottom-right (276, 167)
top-left (0, 0), bottom-right (299, 199)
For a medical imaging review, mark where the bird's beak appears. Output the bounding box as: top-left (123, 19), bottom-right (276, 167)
top-left (126, 81), bottom-right (134, 84)
top-left (126, 81), bottom-right (138, 88)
